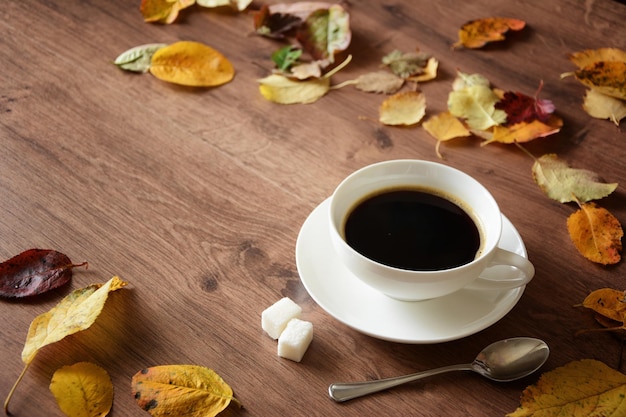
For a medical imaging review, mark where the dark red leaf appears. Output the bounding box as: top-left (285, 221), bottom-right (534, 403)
top-left (253, 4), bottom-right (303, 39)
top-left (495, 81), bottom-right (555, 126)
top-left (0, 249), bottom-right (88, 298)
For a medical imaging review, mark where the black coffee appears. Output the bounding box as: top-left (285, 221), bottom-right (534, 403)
top-left (344, 188), bottom-right (481, 271)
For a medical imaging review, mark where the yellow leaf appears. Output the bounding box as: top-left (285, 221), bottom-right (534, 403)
top-left (423, 111), bottom-right (471, 158)
top-left (4, 277), bottom-right (127, 415)
top-left (453, 17), bottom-right (525, 49)
top-left (379, 91), bottom-right (426, 126)
top-left (423, 111), bottom-right (471, 141)
top-left (406, 57), bottom-right (439, 82)
top-left (579, 288), bottom-right (626, 323)
top-left (149, 41), bottom-right (235, 87)
top-left (50, 362), bottom-right (113, 417)
top-left (567, 203), bottom-right (623, 265)
top-left (131, 365), bottom-right (241, 417)
top-left (583, 88), bottom-right (626, 125)
top-left (196, 0), bottom-right (252, 12)
top-left (258, 74), bottom-right (330, 104)
top-left (448, 84), bottom-right (507, 130)
top-left (140, 0), bottom-right (195, 24)
top-left (487, 114), bottom-right (563, 144)
top-left (507, 359), bottom-right (626, 417)
top-left (568, 48), bottom-right (626, 69)
top-left (574, 61), bottom-right (626, 100)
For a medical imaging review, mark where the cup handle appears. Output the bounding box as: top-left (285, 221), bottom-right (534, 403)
top-left (463, 248), bottom-right (535, 291)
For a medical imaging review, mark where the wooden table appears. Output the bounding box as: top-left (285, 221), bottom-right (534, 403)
top-left (2, 1), bottom-right (625, 415)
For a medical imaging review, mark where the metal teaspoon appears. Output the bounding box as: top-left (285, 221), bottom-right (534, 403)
top-left (328, 337), bottom-right (549, 402)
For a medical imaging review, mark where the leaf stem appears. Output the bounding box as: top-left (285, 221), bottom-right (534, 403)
top-left (324, 54), bottom-right (352, 79)
top-left (4, 363), bottom-right (31, 415)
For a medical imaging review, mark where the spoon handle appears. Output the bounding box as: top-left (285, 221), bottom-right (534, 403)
top-left (328, 363), bottom-right (472, 402)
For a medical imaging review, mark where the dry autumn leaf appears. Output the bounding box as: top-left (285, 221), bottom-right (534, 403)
top-left (448, 82), bottom-right (506, 130)
top-left (379, 91), bottom-right (426, 126)
top-left (0, 249), bottom-right (88, 298)
top-left (131, 365), bottom-right (241, 417)
top-left (568, 47), bottom-right (626, 69)
top-left (422, 111), bottom-right (471, 158)
top-left (532, 153), bottom-right (617, 203)
top-left (382, 50), bottom-right (431, 78)
top-left (196, 0), bottom-right (252, 11)
top-left (567, 202), bottom-right (623, 265)
top-left (453, 17), bottom-right (525, 49)
top-left (4, 276), bottom-right (128, 414)
top-left (583, 89), bottom-right (626, 125)
top-left (149, 41), bottom-right (235, 87)
top-left (578, 288), bottom-right (626, 325)
top-left (573, 61), bottom-right (626, 100)
top-left (487, 116), bottom-right (563, 145)
top-left (50, 362), bottom-right (113, 417)
top-left (140, 0), bottom-right (195, 24)
top-left (507, 359), bottom-right (626, 417)
top-left (114, 43), bottom-right (167, 73)
top-left (258, 54), bottom-right (351, 104)
top-left (407, 57), bottom-right (439, 83)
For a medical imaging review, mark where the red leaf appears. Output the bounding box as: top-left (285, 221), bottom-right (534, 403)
top-left (495, 81), bottom-right (555, 126)
top-left (0, 249), bottom-right (88, 298)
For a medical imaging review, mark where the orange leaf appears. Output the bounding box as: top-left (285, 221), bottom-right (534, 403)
top-left (567, 203), bottom-right (623, 265)
top-left (453, 17), bottom-right (525, 49)
top-left (575, 61), bottom-right (626, 100)
top-left (149, 41), bottom-right (235, 87)
top-left (140, 0), bottom-right (195, 24)
top-left (486, 114), bottom-right (563, 144)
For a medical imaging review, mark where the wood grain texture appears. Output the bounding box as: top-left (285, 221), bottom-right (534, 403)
top-left (1, 0), bottom-right (625, 416)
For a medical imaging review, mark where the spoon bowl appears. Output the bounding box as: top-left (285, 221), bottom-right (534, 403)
top-left (328, 337), bottom-right (549, 402)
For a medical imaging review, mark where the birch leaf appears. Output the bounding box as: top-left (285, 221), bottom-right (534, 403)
top-left (354, 71), bottom-right (404, 94)
top-left (487, 115), bottom-right (563, 145)
top-left (579, 288), bottom-right (626, 324)
top-left (379, 91), bottom-right (426, 126)
top-left (574, 61), bottom-right (626, 100)
top-left (196, 0), bottom-right (252, 11)
top-left (4, 276), bottom-right (128, 415)
top-left (50, 362), bottom-right (113, 417)
top-left (114, 43), bottom-right (167, 73)
top-left (423, 111), bottom-right (471, 141)
top-left (131, 365), bottom-right (241, 417)
top-left (583, 88), bottom-right (626, 125)
top-left (567, 203), bottom-right (623, 265)
top-left (149, 41), bottom-right (234, 87)
top-left (532, 154), bottom-right (617, 203)
top-left (448, 84), bottom-right (507, 130)
top-left (382, 50), bottom-right (431, 78)
top-left (258, 73), bottom-right (330, 104)
top-left (507, 359), bottom-right (626, 417)
top-left (140, 0), bottom-right (195, 24)
top-left (568, 48), bottom-right (626, 69)
top-left (407, 57), bottom-right (439, 82)
top-left (454, 17), bottom-right (526, 49)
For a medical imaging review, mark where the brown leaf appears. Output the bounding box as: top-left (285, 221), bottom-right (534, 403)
top-left (567, 203), bottom-right (623, 265)
top-left (0, 249), bottom-right (87, 298)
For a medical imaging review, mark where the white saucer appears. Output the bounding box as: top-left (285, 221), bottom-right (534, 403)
top-left (295, 198), bottom-right (528, 344)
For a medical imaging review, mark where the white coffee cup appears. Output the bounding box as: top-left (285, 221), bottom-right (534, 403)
top-left (328, 159), bottom-right (534, 301)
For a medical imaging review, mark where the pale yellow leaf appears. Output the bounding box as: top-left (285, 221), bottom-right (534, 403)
top-left (379, 91), bottom-right (426, 126)
top-left (583, 89), bottom-right (626, 125)
top-left (258, 73), bottom-right (330, 104)
top-left (196, 0), bottom-right (252, 11)
top-left (50, 362), bottom-right (113, 417)
top-left (407, 57), bottom-right (439, 82)
top-left (22, 276), bottom-right (128, 364)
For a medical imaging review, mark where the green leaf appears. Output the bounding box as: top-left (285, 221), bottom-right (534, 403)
top-left (532, 154), bottom-right (618, 203)
top-left (114, 43), bottom-right (167, 73)
top-left (272, 46), bottom-right (303, 71)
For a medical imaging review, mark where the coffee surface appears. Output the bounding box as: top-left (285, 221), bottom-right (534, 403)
top-left (344, 189), bottom-right (481, 271)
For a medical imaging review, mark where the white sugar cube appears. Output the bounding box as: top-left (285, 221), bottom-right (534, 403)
top-left (277, 318), bottom-right (313, 362)
top-left (261, 297), bottom-right (302, 339)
